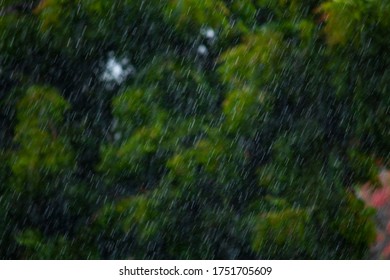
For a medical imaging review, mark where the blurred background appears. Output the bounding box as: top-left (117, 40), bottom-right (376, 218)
top-left (0, 0), bottom-right (389, 259)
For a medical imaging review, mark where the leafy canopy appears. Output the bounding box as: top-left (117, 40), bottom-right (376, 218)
top-left (0, 0), bottom-right (388, 259)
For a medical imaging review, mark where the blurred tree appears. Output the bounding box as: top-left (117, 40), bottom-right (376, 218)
top-left (0, 0), bottom-right (387, 259)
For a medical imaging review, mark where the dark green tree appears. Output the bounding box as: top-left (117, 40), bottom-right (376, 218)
top-left (1, 0), bottom-right (387, 259)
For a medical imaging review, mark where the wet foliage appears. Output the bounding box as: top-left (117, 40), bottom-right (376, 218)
top-left (0, 0), bottom-right (389, 259)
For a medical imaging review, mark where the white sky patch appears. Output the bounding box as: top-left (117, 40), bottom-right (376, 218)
top-left (102, 56), bottom-right (135, 84)
top-left (197, 44), bottom-right (208, 56)
top-left (205, 28), bottom-right (215, 39)
top-left (201, 27), bottom-right (216, 39)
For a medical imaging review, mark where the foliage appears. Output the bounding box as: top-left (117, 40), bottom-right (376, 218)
top-left (0, 0), bottom-right (388, 259)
